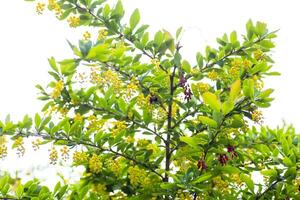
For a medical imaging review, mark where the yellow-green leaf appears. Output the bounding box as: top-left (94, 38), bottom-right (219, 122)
top-left (202, 92), bottom-right (221, 112)
top-left (230, 79), bottom-right (241, 101)
top-left (222, 101), bottom-right (234, 115)
top-left (198, 116), bottom-right (217, 128)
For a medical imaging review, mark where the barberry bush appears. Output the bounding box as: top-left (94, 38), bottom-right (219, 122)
top-left (0, 0), bottom-right (299, 199)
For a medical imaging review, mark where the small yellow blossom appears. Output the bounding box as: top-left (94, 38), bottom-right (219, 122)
top-left (32, 138), bottom-right (42, 151)
top-left (49, 147), bottom-right (58, 165)
top-left (48, 0), bottom-right (62, 17)
top-left (126, 136), bottom-right (135, 143)
top-left (67, 16), bottom-right (80, 28)
top-left (213, 176), bottom-right (229, 193)
top-left (151, 59), bottom-right (160, 69)
top-left (137, 139), bottom-right (150, 147)
top-left (176, 190), bottom-right (193, 200)
top-left (89, 154), bottom-right (102, 173)
top-left (243, 59), bottom-right (252, 69)
top-left (0, 144), bottom-right (8, 159)
top-left (36, 2), bottom-right (46, 15)
top-left (111, 121), bottom-right (126, 137)
top-left (92, 184), bottom-right (108, 195)
top-left (253, 49), bottom-right (264, 60)
top-left (109, 158), bottom-right (122, 175)
top-left (207, 70), bottom-right (218, 80)
top-left (229, 66), bottom-right (240, 77)
top-left (13, 137), bottom-right (25, 157)
top-left (83, 31), bottom-right (91, 40)
top-left (98, 29), bottom-right (108, 40)
top-left (231, 173), bottom-right (243, 186)
top-left (252, 109), bottom-right (263, 123)
top-left (60, 146), bottom-right (69, 161)
top-left (51, 80), bottom-right (64, 99)
top-left (125, 77), bottom-right (139, 98)
top-left (101, 70), bottom-right (122, 92)
top-left (74, 113), bottom-right (83, 123)
top-left (128, 166), bottom-right (147, 187)
top-left (73, 151), bottom-right (88, 165)
top-left (197, 82), bottom-right (210, 93)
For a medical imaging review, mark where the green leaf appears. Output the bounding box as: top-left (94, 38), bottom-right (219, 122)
top-left (192, 173), bottom-right (212, 184)
top-left (220, 166), bottom-right (240, 174)
top-left (130, 9), bottom-right (140, 30)
top-left (34, 113), bottom-right (41, 129)
top-left (230, 31), bottom-right (237, 43)
top-left (198, 116), bottom-right (217, 128)
top-left (243, 79), bottom-right (254, 99)
top-left (16, 184), bottom-right (24, 199)
top-left (222, 100), bottom-right (234, 115)
top-left (182, 60), bottom-right (191, 73)
top-left (196, 52), bottom-right (204, 68)
top-left (230, 79), bottom-right (241, 101)
top-left (240, 174), bottom-right (254, 193)
top-left (48, 57), bottom-right (58, 72)
top-left (154, 31), bottom-right (164, 46)
top-left (86, 43), bottom-right (110, 62)
top-left (283, 157), bottom-right (294, 167)
top-left (180, 136), bottom-right (199, 149)
top-left (202, 92), bottom-right (221, 112)
top-left (176, 26), bottom-right (183, 40)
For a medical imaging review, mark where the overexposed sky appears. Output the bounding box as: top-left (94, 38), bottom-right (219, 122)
top-left (0, 0), bottom-right (300, 186)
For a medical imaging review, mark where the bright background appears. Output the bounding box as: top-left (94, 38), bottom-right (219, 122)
top-left (0, 0), bottom-right (299, 187)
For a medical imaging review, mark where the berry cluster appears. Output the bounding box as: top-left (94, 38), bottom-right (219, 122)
top-left (179, 76), bottom-right (192, 101)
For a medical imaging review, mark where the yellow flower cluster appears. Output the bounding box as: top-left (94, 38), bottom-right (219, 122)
top-left (67, 16), bottom-right (80, 28)
top-left (109, 158), bottom-right (122, 176)
top-left (87, 115), bottom-right (105, 131)
top-left (252, 75), bottom-right (264, 90)
top-left (32, 138), bottom-right (42, 151)
top-left (213, 176), bottom-right (229, 193)
top-left (36, 2), bottom-right (45, 15)
top-left (126, 136), bottom-right (135, 143)
top-left (101, 70), bottom-right (122, 92)
top-left (98, 29), bottom-right (108, 40)
top-left (229, 66), bottom-right (240, 77)
top-left (197, 82), bottom-right (210, 93)
top-left (176, 190), bottom-right (193, 200)
top-left (207, 70), bottom-right (218, 80)
top-left (151, 59), bottom-right (160, 69)
top-left (253, 49), bottom-right (265, 61)
top-left (146, 144), bottom-right (159, 154)
top-left (48, 0), bottom-right (62, 17)
top-left (83, 31), bottom-right (91, 40)
top-left (13, 137), bottom-right (25, 157)
top-left (125, 77), bottom-right (139, 98)
top-left (243, 59), bottom-right (252, 69)
top-left (74, 113), bottom-right (83, 123)
top-left (111, 121), bottom-right (126, 137)
top-left (293, 178), bottom-right (300, 193)
top-left (60, 146), bottom-right (69, 161)
top-left (51, 80), bottom-right (64, 99)
top-left (128, 166), bottom-right (148, 187)
top-left (137, 94), bottom-right (151, 109)
top-left (72, 151), bottom-right (88, 165)
top-left (89, 154), bottom-right (102, 173)
top-left (252, 110), bottom-right (263, 123)
top-left (0, 137), bottom-right (8, 159)
top-left (92, 184), bottom-right (108, 195)
top-left (90, 66), bottom-right (101, 84)
top-left (49, 147), bottom-right (58, 165)
top-left (231, 174), bottom-right (243, 186)
top-left (137, 139), bottom-right (150, 147)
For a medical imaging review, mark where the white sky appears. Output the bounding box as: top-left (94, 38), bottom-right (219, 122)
top-left (0, 0), bottom-right (300, 187)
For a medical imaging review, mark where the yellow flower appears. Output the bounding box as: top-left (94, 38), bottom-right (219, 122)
top-left (0, 144), bottom-right (8, 159)
top-left (60, 146), bottom-right (69, 161)
top-left (98, 29), bottom-right (108, 40)
top-left (151, 59), bottom-right (160, 69)
top-left (196, 82), bottom-right (210, 93)
top-left (36, 2), bottom-right (45, 15)
top-left (67, 16), bottom-right (80, 28)
top-left (73, 151), bottom-right (88, 165)
top-left (89, 154), bottom-right (102, 173)
top-left (213, 176), bottom-right (229, 193)
top-left (207, 70), bottom-right (218, 80)
top-left (243, 59), bottom-right (252, 69)
top-left (111, 121), bottom-right (126, 137)
top-left (92, 184), bottom-right (108, 195)
top-left (101, 70), bottom-right (122, 92)
top-left (231, 173), bottom-right (243, 186)
top-left (51, 80), bottom-right (64, 99)
top-left (83, 31), bottom-right (91, 40)
top-left (110, 159), bottom-right (122, 175)
top-left (128, 166), bottom-right (147, 187)
top-left (137, 139), bottom-right (150, 147)
top-left (13, 137), bottom-right (25, 157)
top-left (48, 0), bottom-right (62, 17)
top-left (126, 136), bottom-right (135, 143)
top-left (32, 138), bottom-right (42, 151)
top-left (74, 113), bottom-right (83, 123)
top-left (253, 49), bottom-right (264, 60)
top-left (252, 110), bottom-right (263, 123)
top-left (125, 77), bottom-right (139, 98)
top-left (49, 147), bottom-right (58, 165)
top-left (229, 66), bottom-right (240, 77)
